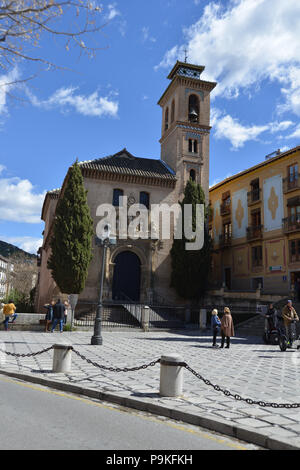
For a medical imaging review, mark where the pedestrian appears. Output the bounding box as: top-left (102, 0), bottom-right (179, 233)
top-left (265, 303), bottom-right (277, 330)
top-left (43, 300), bottom-right (54, 332)
top-left (211, 308), bottom-right (221, 348)
top-left (220, 307), bottom-right (234, 349)
top-left (51, 299), bottom-right (66, 333)
top-left (63, 300), bottom-right (69, 325)
top-left (281, 300), bottom-right (299, 347)
top-left (2, 300), bottom-right (17, 331)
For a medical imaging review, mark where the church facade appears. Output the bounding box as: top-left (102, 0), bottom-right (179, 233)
top-left (35, 62), bottom-right (216, 312)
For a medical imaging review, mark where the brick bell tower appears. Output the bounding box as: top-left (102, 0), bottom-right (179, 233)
top-left (158, 61), bottom-right (217, 202)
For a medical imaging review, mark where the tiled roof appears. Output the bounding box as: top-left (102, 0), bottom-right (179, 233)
top-left (78, 149), bottom-right (176, 181)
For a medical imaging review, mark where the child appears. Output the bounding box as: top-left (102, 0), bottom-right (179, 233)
top-left (211, 309), bottom-right (221, 348)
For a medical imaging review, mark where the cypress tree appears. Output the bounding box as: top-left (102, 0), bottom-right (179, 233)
top-left (170, 179), bottom-right (211, 300)
top-left (47, 160), bottom-right (93, 294)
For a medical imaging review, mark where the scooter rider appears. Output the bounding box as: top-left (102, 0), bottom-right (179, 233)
top-left (265, 303), bottom-right (277, 330)
top-left (281, 300), bottom-right (299, 347)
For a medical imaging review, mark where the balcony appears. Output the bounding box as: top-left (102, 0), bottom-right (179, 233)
top-left (283, 175), bottom-right (300, 193)
top-left (246, 225), bottom-right (263, 241)
top-left (220, 200), bottom-right (231, 216)
top-left (219, 233), bottom-right (232, 248)
top-left (283, 216), bottom-right (300, 233)
top-left (247, 188), bottom-right (261, 205)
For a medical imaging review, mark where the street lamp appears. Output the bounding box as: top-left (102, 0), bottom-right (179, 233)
top-left (91, 224), bottom-right (113, 345)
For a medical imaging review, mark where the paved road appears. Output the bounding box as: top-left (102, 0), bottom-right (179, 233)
top-left (0, 375), bottom-right (258, 450)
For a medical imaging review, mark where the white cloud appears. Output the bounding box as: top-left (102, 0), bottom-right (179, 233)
top-left (280, 145), bottom-right (290, 152)
top-left (277, 66), bottom-right (300, 117)
top-left (106, 3), bottom-right (120, 21)
top-left (286, 124), bottom-right (300, 140)
top-left (0, 236), bottom-right (43, 254)
top-left (211, 108), bottom-right (295, 149)
top-left (157, 0), bottom-right (300, 108)
top-left (27, 86), bottom-right (119, 118)
top-left (213, 112), bottom-right (269, 149)
top-left (269, 121), bottom-right (294, 133)
top-left (0, 172), bottom-right (45, 224)
top-left (141, 27), bottom-right (156, 43)
top-left (0, 67), bottom-right (20, 115)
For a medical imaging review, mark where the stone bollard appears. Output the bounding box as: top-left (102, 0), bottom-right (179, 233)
top-left (142, 306), bottom-right (150, 332)
top-left (52, 344), bottom-right (73, 373)
top-left (159, 354), bottom-right (184, 397)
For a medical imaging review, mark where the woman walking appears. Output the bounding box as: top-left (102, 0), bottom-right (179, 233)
top-left (220, 307), bottom-right (234, 349)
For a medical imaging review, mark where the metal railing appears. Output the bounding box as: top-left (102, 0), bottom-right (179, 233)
top-left (219, 233), bottom-right (232, 248)
top-left (220, 200), bottom-right (231, 216)
top-left (246, 225), bottom-right (263, 240)
top-left (74, 302), bottom-right (140, 329)
top-left (283, 216), bottom-right (300, 233)
top-left (247, 188), bottom-right (261, 205)
top-left (283, 175), bottom-right (300, 193)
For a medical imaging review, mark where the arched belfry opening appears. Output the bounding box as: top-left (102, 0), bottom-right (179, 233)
top-left (112, 251), bottom-right (141, 301)
top-left (188, 94), bottom-right (199, 123)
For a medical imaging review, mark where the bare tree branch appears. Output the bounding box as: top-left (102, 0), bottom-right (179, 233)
top-left (0, 0), bottom-right (105, 77)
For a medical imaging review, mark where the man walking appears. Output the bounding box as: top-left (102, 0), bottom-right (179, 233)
top-left (51, 299), bottom-right (66, 333)
top-left (281, 300), bottom-right (299, 347)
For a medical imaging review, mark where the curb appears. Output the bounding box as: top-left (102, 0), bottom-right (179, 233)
top-left (0, 368), bottom-right (299, 450)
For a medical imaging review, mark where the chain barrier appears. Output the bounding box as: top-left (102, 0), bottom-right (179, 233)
top-left (0, 345), bottom-right (54, 358)
top-left (1, 344), bottom-right (300, 409)
top-left (72, 348), bottom-right (160, 372)
top-left (183, 363), bottom-right (300, 409)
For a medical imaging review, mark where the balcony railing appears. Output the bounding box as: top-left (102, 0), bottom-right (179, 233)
top-left (247, 188), bottom-right (261, 205)
top-left (220, 200), bottom-right (231, 216)
top-left (219, 233), bottom-right (232, 248)
top-left (283, 175), bottom-right (300, 193)
top-left (283, 216), bottom-right (300, 233)
top-left (246, 225), bottom-right (263, 240)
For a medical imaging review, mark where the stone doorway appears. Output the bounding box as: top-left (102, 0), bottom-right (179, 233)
top-left (112, 251), bottom-right (141, 301)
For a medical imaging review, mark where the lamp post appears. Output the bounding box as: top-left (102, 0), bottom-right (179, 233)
top-left (91, 224), bottom-right (112, 345)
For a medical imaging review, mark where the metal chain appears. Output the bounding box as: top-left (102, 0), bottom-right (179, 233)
top-left (184, 364), bottom-right (300, 409)
top-left (1, 343), bottom-right (300, 409)
top-left (72, 348), bottom-right (160, 372)
top-left (0, 345), bottom-right (54, 358)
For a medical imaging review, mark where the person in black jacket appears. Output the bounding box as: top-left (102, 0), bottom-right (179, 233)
top-left (51, 299), bottom-right (66, 333)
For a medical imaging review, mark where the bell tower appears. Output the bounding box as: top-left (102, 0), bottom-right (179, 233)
top-left (158, 61), bottom-right (216, 202)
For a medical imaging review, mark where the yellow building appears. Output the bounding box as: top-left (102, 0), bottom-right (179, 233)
top-left (209, 145), bottom-right (300, 295)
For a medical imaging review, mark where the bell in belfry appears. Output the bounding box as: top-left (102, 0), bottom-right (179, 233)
top-left (189, 108), bottom-right (198, 123)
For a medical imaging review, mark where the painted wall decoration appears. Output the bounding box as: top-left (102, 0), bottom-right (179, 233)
top-left (263, 175), bottom-right (283, 231)
top-left (232, 189), bottom-right (248, 239)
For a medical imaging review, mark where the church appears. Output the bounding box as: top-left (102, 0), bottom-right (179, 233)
top-left (35, 61), bottom-right (216, 312)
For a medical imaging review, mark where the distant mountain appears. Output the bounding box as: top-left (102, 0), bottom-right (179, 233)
top-left (0, 240), bottom-right (37, 260)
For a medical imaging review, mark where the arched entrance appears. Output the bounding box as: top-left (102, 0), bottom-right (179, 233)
top-left (112, 251), bottom-right (141, 301)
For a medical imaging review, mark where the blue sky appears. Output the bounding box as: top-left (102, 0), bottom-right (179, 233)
top-left (0, 0), bottom-right (300, 253)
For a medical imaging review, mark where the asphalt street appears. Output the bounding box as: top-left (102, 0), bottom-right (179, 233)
top-left (0, 375), bottom-right (259, 451)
